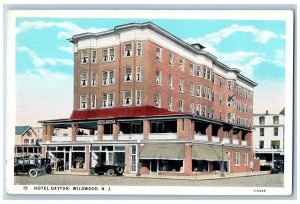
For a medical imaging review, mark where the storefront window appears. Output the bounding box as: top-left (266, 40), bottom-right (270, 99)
top-left (158, 160), bottom-right (183, 172)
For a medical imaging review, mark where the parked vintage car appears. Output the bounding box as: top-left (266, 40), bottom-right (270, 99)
top-left (89, 162), bottom-right (124, 176)
top-left (270, 161), bottom-right (284, 174)
top-left (14, 156), bottom-right (52, 177)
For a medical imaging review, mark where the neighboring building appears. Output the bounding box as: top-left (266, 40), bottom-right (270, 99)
top-left (39, 22), bottom-right (259, 175)
top-left (15, 126), bottom-right (42, 157)
top-left (253, 109), bottom-right (285, 170)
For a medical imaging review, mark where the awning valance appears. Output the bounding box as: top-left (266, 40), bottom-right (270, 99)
top-left (192, 145), bottom-right (230, 161)
top-left (140, 143), bottom-right (185, 160)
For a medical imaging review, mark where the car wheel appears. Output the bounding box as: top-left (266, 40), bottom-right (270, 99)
top-left (89, 168), bottom-right (95, 175)
top-left (28, 168), bottom-right (38, 177)
top-left (116, 167), bottom-right (124, 176)
top-left (41, 167), bottom-right (46, 175)
top-left (106, 169), bottom-right (114, 176)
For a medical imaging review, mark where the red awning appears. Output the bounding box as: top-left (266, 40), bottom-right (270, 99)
top-left (69, 106), bottom-right (185, 121)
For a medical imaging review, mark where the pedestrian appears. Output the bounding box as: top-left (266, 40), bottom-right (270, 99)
top-left (56, 158), bottom-right (60, 171)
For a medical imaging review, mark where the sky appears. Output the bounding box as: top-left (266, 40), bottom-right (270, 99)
top-left (15, 18), bottom-right (286, 126)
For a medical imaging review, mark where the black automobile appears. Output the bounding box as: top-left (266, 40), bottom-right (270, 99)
top-left (270, 161), bottom-right (284, 174)
top-left (89, 162), bottom-right (124, 176)
top-left (14, 156), bottom-right (52, 177)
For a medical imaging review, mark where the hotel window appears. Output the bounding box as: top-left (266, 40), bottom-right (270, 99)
top-left (179, 100), bottom-right (184, 112)
top-left (179, 57), bottom-right (185, 71)
top-left (207, 107), bottom-right (211, 118)
top-left (91, 50), bottom-right (97, 63)
top-left (212, 73), bottom-right (215, 83)
top-left (234, 152), bottom-right (240, 166)
top-left (219, 94), bottom-right (223, 105)
top-left (156, 47), bottom-right (162, 61)
top-left (136, 42), bottom-right (142, 56)
top-left (102, 70), bottom-right (115, 85)
top-left (80, 95), bottom-right (87, 109)
top-left (123, 91), bottom-right (132, 106)
top-left (211, 92), bottom-right (215, 102)
top-left (207, 88), bottom-right (211, 100)
top-left (168, 97), bottom-right (173, 111)
top-left (274, 127), bottom-right (279, 136)
top-left (196, 65), bottom-right (202, 77)
top-left (169, 53), bottom-right (174, 66)
top-left (91, 94), bottom-right (96, 109)
top-left (259, 141), bottom-right (264, 149)
top-left (207, 69), bottom-right (211, 80)
top-left (81, 50), bottom-right (88, 64)
top-left (91, 73), bottom-right (97, 87)
top-left (80, 73), bottom-right (88, 87)
top-left (103, 49), bottom-right (108, 62)
top-left (125, 67), bottom-right (133, 82)
top-left (243, 153), bottom-right (248, 166)
top-left (179, 79), bottom-right (184, 92)
top-left (227, 96), bottom-right (234, 107)
top-left (260, 128), bottom-right (264, 136)
top-left (190, 83), bottom-right (194, 96)
top-left (190, 103), bottom-right (195, 114)
top-left (196, 104), bottom-right (201, 115)
top-left (136, 66), bottom-right (142, 82)
top-left (155, 93), bottom-right (161, 108)
top-left (131, 145), bottom-right (137, 172)
top-left (156, 70), bottom-right (162, 85)
top-left (103, 48), bottom-right (115, 62)
top-left (102, 93), bottom-right (114, 108)
top-left (273, 116), bottom-right (279, 124)
top-left (202, 106), bottom-right (206, 117)
top-left (203, 67), bottom-right (207, 78)
top-left (190, 63), bottom-right (194, 76)
top-left (220, 77), bottom-right (224, 87)
top-left (168, 75), bottom-right (173, 89)
top-left (259, 116), bottom-right (265, 125)
top-left (196, 85), bottom-right (201, 97)
top-left (228, 80), bottom-right (235, 90)
top-left (136, 90), bottom-right (141, 106)
top-left (245, 90), bottom-right (248, 99)
top-left (219, 111), bottom-right (222, 120)
top-left (212, 109), bottom-right (215, 119)
top-left (125, 43), bottom-right (133, 57)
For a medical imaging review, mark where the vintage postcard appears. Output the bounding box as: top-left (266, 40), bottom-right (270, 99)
top-left (5, 9), bottom-right (294, 196)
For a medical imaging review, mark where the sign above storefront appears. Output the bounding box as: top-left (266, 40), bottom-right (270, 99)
top-left (98, 120), bottom-right (116, 125)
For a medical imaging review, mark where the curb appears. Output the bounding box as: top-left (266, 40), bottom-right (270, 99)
top-left (51, 171), bottom-right (270, 181)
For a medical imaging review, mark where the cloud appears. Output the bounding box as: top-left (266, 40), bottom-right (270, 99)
top-left (17, 46), bottom-right (73, 67)
top-left (185, 24), bottom-right (285, 45)
top-left (253, 79), bottom-right (285, 114)
top-left (58, 46), bottom-right (73, 54)
top-left (16, 20), bottom-right (108, 39)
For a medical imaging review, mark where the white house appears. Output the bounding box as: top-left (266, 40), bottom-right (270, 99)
top-left (253, 108), bottom-right (285, 169)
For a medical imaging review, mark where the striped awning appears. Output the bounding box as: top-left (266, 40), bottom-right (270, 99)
top-left (192, 145), bottom-right (230, 161)
top-left (140, 143), bottom-right (185, 160)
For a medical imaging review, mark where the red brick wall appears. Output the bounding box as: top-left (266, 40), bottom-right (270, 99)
top-left (225, 147), bottom-right (253, 173)
top-left (183, 144), bottom-right (192, 176)
top-left (73, 40), bottom-right (254, 125)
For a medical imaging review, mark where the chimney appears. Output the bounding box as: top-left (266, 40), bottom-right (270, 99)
top-left (266, 110), bottom-right (268, 115)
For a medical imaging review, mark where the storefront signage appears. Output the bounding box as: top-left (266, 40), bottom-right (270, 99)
top-left (98, 120), bottom-right (116, 124)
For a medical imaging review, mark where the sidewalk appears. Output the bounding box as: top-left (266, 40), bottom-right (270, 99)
top-left (53, 170), bottom-right (270, 180)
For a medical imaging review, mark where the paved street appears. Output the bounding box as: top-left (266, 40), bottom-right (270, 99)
top-left (14, 173), bottom-right (284, 187)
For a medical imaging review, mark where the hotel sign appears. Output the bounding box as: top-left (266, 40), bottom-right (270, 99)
top-left (98, 120), bottom-right (116, 124)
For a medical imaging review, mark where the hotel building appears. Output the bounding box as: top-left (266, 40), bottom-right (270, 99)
top-left (39, 22), bottom-right (259, 175)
